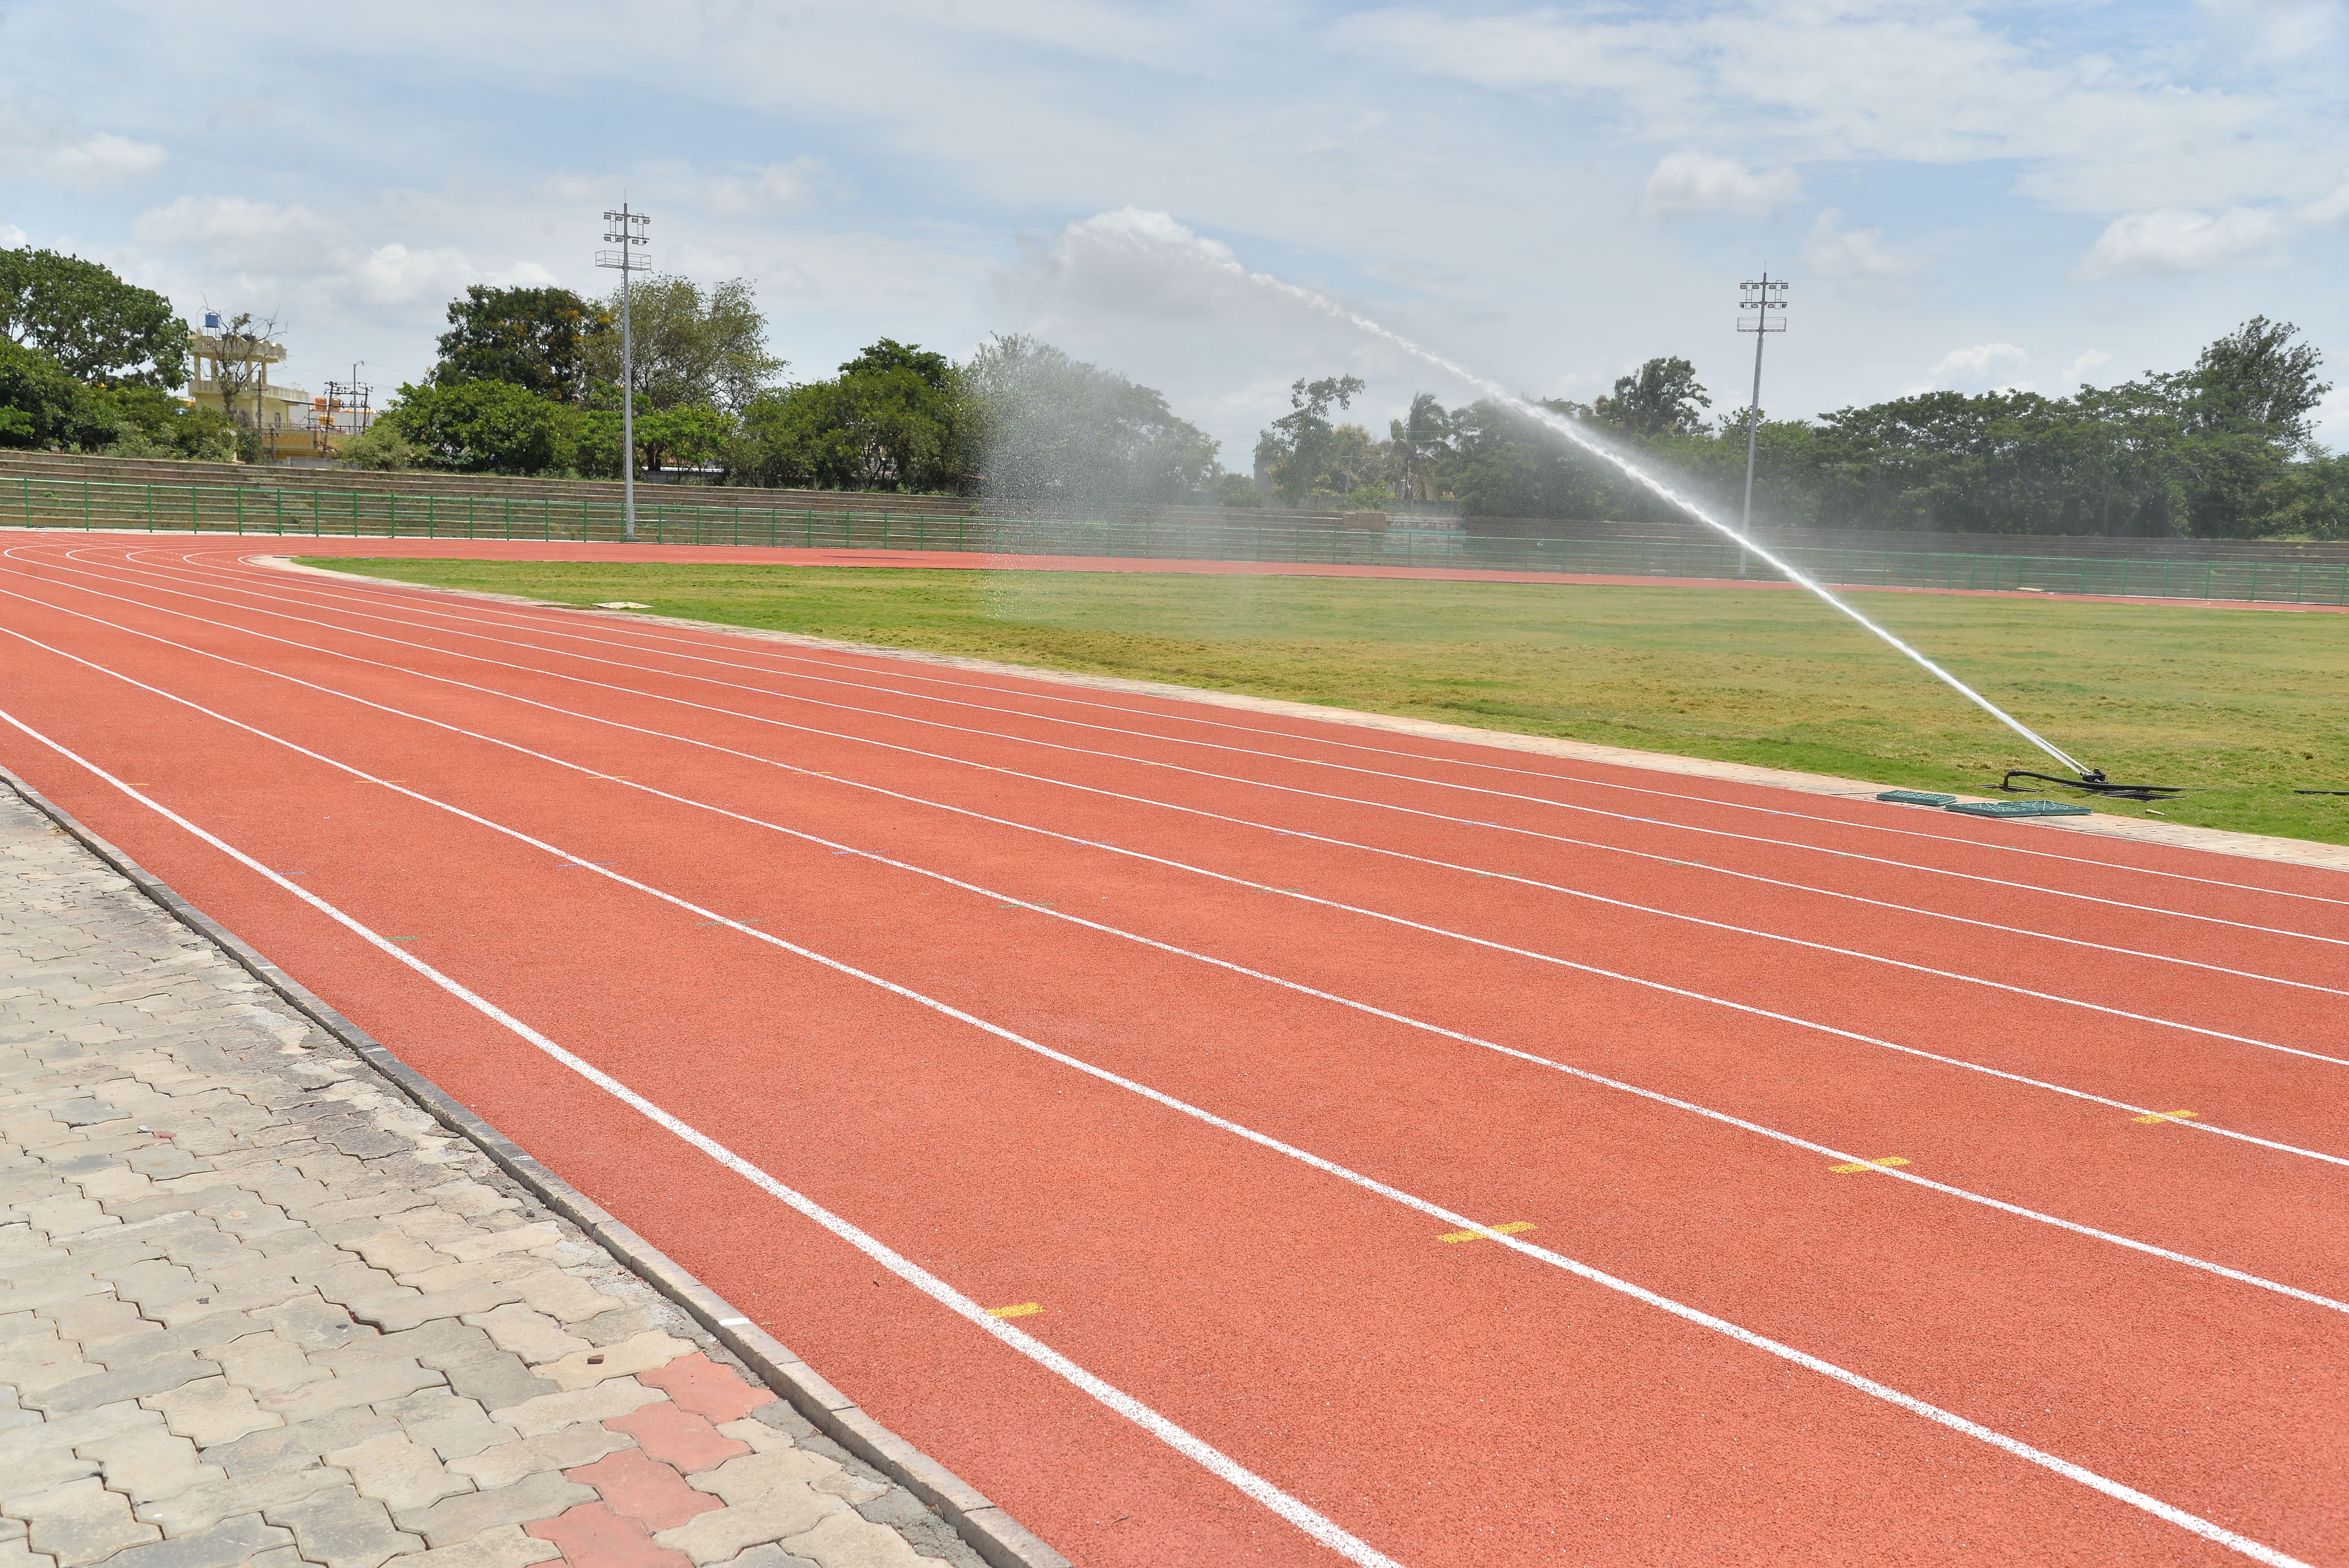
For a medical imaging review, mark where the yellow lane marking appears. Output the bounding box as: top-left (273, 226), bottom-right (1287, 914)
top-left (1439, 1221), bottom-right (1537, 1244)
top-left (2132, 1109), bottom-right (2198, 1124)
top-left (1829, 1156), bottom-right (1911, 1174)
top-left (987, 1303), bottom-right (1042, 1319)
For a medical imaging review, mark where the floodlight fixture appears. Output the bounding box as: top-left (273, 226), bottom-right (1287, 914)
top-left (1733, 272), bottom-right (1789, 577)
top-left (596, 205), bottom-right (652, 541)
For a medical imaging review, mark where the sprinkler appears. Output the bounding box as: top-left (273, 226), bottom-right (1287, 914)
top-left (1999, 769), bottom-right (2188, 802)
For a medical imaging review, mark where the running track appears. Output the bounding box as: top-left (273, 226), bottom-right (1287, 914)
top-left (2, 538), bottom-right (2344, 1567)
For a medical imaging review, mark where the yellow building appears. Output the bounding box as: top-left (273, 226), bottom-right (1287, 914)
top-left (186, 321), bottom-right (323, 461)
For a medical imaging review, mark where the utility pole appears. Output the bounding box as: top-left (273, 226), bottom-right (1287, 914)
top-left (1736, 271), bottom-right (1788, 578)
top-left (597, 205), bottom-right (651, 542)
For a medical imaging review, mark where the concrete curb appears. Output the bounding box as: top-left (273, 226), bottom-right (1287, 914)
top-left (256, 552), bottom-right (2349, 877)
top-left (0, 762), bottom-right (1071, 1568)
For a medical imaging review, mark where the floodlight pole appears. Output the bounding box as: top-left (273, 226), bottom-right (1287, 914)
top-left (597, 205), bottom-right (651, 542)
top-left (1735, 271), bottom-right (1788, 580)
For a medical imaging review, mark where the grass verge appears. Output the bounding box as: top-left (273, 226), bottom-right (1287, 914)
top-left (307, 557), bottom-right (2349, 848)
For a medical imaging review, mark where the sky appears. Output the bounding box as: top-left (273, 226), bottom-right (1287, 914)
top-left (5, 0), bottom-right (2347, 461)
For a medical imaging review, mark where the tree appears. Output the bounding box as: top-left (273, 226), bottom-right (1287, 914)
top-left (635, 404), bottom-right (733, 473)
top-left (334, 419), bottom-right (427, 472)
top-left (2190, 316), bottom-right (2328, 443)
top-left (95, 386), bottom-right (242, 463)
top-left (0, 340), bottom-right (102, 448)
top-left (0, 247), bottom-right (186, 388)
top-left (192, 310), bottom-right (285, 435)
top-left (1591, 356), bottom-right (1711, 437)
top-left (430, 285), bottom-right (606, 402)
top-left (727, 340), bottom-right (971, 492)
top-left (1254, 374), bottom-right (1367, 505)
top-left (1435, 399), bottom-right (1632, 519)
top-left (963, 334), bottom-right (1221, 506)
top-left (584, 274), bottom-right (783, 413)
top-left (382, 381), bottom-right (569, 474)
top-left (1387, 392), bottom-right (1451, 502)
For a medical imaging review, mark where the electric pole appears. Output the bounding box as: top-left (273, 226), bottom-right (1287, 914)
top-left (1736, 271), bottom-right (1788, 578)
top-left (597, 205), bottom-right (651, 542)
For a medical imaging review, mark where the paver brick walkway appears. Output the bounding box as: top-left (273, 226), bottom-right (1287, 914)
top-left (0, 788), bottom-right (983, 1568)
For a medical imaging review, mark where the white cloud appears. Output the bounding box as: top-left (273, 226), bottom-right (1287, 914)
top-left (132, 195), bottom-right (349, 275)
top-left (1801, 209), bottom-right (1922, 278)
top-left (695, 157), bottom-right (834, 217)
top-left (1641, 151), bottom-right (1800, 218)
top-left (1927, 342), bottom-right (2028, 383)
top-left (352, 243), bottom-right (478, 305)
top-left (0, 223), bottom-right (25, 249)
top-left (2302, 174), bottom-right (2349, 225)
top-left (2073, 205), bottom-right (2294, 279)
top-left (1342, 2), bottom-right (2313, 217)
top-left (0, 106), bottom-right (167, 190)
top-left (45, 131), bottom-right (167, 189)
top-left (2067, 348), bottom-right (2111, 383)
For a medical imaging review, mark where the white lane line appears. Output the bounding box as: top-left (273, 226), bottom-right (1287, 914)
top-left (12, 559), bottom-right (2347, 1064)
top-left (34, 552), bottom-right (2349, 980)
top-left (44, 561), bottom-right (2349, 1055)
top-left (89, 544), bottom-right (2349, 949)
top-left (0, 700), bottom-right (2315, 1568)
top-left (0, 713), bottom-right (1406, 1568)
top-left (197, 572), bottom-right (2349, 1005)
top-left (11, 611), bottom-right (2349, 1301)
top-left (242, 551), bottom-right (2349, 912)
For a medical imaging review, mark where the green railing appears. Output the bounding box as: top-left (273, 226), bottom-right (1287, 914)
top-left (9, 472), bottom-right (2348, 606)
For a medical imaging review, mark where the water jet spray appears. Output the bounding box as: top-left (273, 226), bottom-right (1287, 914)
top-left (1180, 242), bottom-right (2174, 800)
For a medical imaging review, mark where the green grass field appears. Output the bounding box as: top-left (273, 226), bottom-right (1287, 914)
top-left (311, 558), bottom-right (2349, 848)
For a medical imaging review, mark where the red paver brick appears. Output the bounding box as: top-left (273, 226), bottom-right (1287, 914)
top-left (566, 1448), bottom-right (725, 1532)
top-left (606, 1401), bottom-right (752, 1473)
top-left (635, 1352), bottom-right (776, 1424)
top-left (526, 1501), bottom-right (692, 1568)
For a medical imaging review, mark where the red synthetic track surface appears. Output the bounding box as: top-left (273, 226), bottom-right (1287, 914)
top-left (3, 538), bottom-right (2345, 1568)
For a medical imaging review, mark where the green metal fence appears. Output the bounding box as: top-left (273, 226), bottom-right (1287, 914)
top-left (10, 472), bottom-right (2348, 606)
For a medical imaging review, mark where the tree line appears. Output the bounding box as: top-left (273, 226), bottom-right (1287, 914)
top-left (1, 248), bottom-right (247, 462)
top-left (4, 242), bottom-right (2342, 537)
top-left (345, 282), bottom-right (1232, 507)
top-left (1259, 321), bottom-right (2344, 539)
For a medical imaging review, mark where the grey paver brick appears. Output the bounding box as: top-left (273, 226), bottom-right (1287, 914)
top-left (653, 1488), bottom-right (842, 1565)
top-left (451, 1420), bottom-right (634, 1490)
top-left (375, 1392), bottom-right (515, 1463)
top-left (14, 1476), bottom-right (163, 1566)
top-left (0, 787), bottom-right (986, 1568)
top-left (25, 1350), bottom-right (221, 1416)
top-left (263, 1483), bottom-right (424, 1568)
top-left (141, 1376), bottom-right (281, 1448)
top-left (390, 1471), bottom-right (596, 1548)
top-left (202, 1407), bottom-right (399, 1479)
top-left (252, 1357), bottom-right (444, 1424)
top-left (323, 1432), bottom-right (474, 1513)
top-left (132, 1465), bottom-right (349, 1536)
top-left (391, 1523), bottom-right (561, 1567)
top-left (94, 1512), bottom-right (296, 1568)
top-left (711, 1547), bottom-right (823, 1568)
top-left (73, 1422), bottom-right (223, 1504)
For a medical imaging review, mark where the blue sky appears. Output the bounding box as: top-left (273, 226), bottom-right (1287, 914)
top-left (5, 0), bottom-right (2346, 459)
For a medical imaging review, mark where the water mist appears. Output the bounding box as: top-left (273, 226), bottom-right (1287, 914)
top-left (1162, 241), bottom-right (2102, 784)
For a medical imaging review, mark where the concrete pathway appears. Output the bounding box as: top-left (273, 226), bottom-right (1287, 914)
top-left (0, 787), bottom-right (982, 1568)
